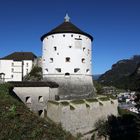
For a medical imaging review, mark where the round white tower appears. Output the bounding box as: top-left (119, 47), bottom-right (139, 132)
top-left (41, 14), bottom-right (95, 99)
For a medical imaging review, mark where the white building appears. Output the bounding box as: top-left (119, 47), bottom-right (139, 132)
top-left (41, 14), bottom-right (95, 99)
top-left (0, 52), bottom-right (37, 82)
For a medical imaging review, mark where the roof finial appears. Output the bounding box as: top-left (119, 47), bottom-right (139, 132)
top-left (64, 13), bottom-right (70, 22)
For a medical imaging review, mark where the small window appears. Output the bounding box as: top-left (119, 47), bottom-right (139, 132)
top-left (83, 47), bottom-right (85, 51)
top-left (63, 34), bottom-right (65, 37)
top-left (11, 75), bottom-right (14, 78)
top-left (71, 34), bottom-right (73, 37)
top-left (54, 46), bottom-right (57, 51)
top-left (38, 96), bottom-right (43, 103)
top-left (26, 63), bottom-right (28, 67)
top-left (82, 58), bottom-right (85, 63)
top-left (88, 49), bottom-right (90, 54)
top-left (38, 110), bottom-right (43, 116)
top-left (26, 96), bottom-right (31, 103)
top-left (66, 57), bottom-right (70, 62)
top-left (57, 53), bottom-right (59, 55)
top-left (65, 73), bottom-right (70, 76)
top-left (11, 63), bottom-right (14, 66)
top-left (11, 68), bottom-right (14, 72)
top-left (46, 68), bottom-right (48, 72)
top-left (43, 59), bottom-right (45, 61)
top-left (86, 69), bottom-right (90, 73)
top-left (69, 46), bottom-right (72, 48)
top-left (50, 58), bottom-right (53, 63)
top-left (55, 68), bottom-right (61, 73)
top-left (26, 69), bottom-right (28, 74)
top-left (52, 35), bottom-right (54, 38)
top-left (74, 68), bottom-right (80, 73)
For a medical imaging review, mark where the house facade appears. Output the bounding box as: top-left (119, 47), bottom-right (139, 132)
top-left (0, 52), bottom-right (37, 82)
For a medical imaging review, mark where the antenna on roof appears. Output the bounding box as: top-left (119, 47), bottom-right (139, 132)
top-left (64, 13), bottom-right (70, 22)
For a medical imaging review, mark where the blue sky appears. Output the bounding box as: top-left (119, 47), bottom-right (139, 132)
top-left (0, 0), bottom-right (140, 74)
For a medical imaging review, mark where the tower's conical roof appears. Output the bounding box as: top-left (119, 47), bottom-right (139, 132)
top-left (41, 14), bottom-right (93, 41)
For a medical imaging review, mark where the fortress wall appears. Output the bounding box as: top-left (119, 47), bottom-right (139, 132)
top-left (13, 87), bottom-right (58, 115)
top-left (44, 75), bottom-right (96, 99)
top-left (47, 99), bottom-right (118, 137)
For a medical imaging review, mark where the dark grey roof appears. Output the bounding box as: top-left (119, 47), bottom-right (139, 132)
top-left (0, 52), bottom-right (37, 61)
top-left (9, 81), bottom-right (59, 88)
top-left (41, 21), bottom-right (93, 41)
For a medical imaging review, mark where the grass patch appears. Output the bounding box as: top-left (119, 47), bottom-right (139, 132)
top-left (60, 101), bottom-right (69, 106)
top-left (98, 97), bottom-right (110, 101)
top-left (70, 99), bottom-right (85, 104)
top-left (0, 83), bottom-right (77, 140)
top-left (48, 100), bottom-right (59, 105)
top-left (86, 98), bottom-right (98, 103)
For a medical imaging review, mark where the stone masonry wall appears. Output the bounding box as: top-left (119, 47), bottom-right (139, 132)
top-left (47, 98), bottom-right (118, 138)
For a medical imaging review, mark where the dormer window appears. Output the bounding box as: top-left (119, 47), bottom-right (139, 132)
top-left (50, 58), bottom-right (53, 63)
top-left (66, 57), bottom-right (70, 62)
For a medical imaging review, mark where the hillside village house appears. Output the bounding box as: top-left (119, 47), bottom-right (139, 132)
top-left (0, 52), bottom-right (37, 82)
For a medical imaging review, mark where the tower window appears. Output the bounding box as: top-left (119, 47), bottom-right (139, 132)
top-left (82, 58), bottom-right (85, 63)
top-left (86, 69), bottom-right (90, 73)
top-left (55, 68), bottom-right (61, 73)
top-left (38, 96), bottom-right (43, 103)
top-left (74, 68), bottom-right (80, 73)
top-left (83, 47), bottom-right (85, 51)
top-left (66, 57), bottom-right (70, 62)
top-left (26, 96), bottom-right (31, 103)
top-left (50, 58), bottom-right (53, 63)
top-left (11, 68), bottom-right (14, 72)
top-left (65, 73), bottom-right (70, 76)
top-left (54, 46), bottom-right (57, 51)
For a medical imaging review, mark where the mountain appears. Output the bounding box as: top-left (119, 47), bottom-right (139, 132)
top-left (98, 55), bottom-right (140, 90)
top-left (93, 74), bottom-right (101, 80)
